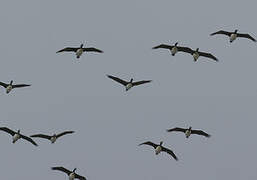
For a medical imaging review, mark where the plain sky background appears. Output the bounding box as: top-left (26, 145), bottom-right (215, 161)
top-left (0, 0), bottom-right (257, 179)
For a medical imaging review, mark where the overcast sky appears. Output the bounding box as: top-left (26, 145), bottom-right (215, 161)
top-left (0, 0), bottom-right (257, 179)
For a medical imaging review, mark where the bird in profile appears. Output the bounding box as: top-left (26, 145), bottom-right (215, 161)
top-left (51, 167), bottom-right (86, 180)
top-left (167, 126), bottom-right (210, 138)
top-left (210, 29), bottom-right (256, 43)
top-left (138, 141), bottom-right (178, 160)
top-left (107, 75), bottom-right (152, 91)
top-left (0, 127), bottom-right (38, 146)
top-left (56, 43), bottom-right (103, 59)
top-left (152, 42), bottom-right (193, 56)
top-left (0, 80), bottom-right (30, 94)
top-left (30, 131), bottom-right (74, 144)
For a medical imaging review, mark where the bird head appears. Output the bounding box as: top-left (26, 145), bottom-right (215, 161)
top-left (196, 48), bottom-right (199, 52)
top-left (235, 29), bottom-right (238, 33)
top-left (17, 129), bottom-right (20, 134)
top-left (189, 126), bottom-right (192, 130)
top-left (175, 42), bottom-right (178, 46)
top-left (160, 141), bottom-right (163, 146)
top-left (80, 44), bottom-right (84, 48)
top-left (73, 168), bottom-right (77, 172)
top-left (130, 78), bottom-right (133, 83)
top-left (10, 80), bottom-right (13, 85)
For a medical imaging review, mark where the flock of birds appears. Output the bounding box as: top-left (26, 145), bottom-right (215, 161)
top-left (1, 28), bottom-right (256, 180)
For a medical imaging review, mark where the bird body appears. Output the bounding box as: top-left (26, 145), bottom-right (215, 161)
top-left (155, 145), bottom-right (162, 155)
top-left (210, 29), bottom-right (256, 43)
top-left (69, 172), bottom-right (76, 180)
top-left (167, 126), bottom-right (210, 138)
top-left (192, 50), bottom-right (200, 61)
top-left (12, 133), bottom-right (20, 143)
top-left (171, 46), bottom-right (178, 56)
top-left (50, 135), bottom-right (57, 143)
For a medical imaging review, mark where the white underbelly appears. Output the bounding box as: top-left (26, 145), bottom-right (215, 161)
top-left (185, 130), bottom-right (191, 138)
top-left (6, 85), bottom-right (12, 93)
top-left (69, 173), bottom-right (75, 180)
top-left (76, 49), bottom-right (83, 57)
top-left (193, 52), bottom-right (199, 60)
top-left (230, 34), bottom-right (237, 42)
top-left (155, 146), bottom-right (162, 155)
top-left (50, 137), bottom-right (56, 143)
top-left (126, 83), bottom-right (133, 91)
top-left (171, 47), bottom-right (178, 55)
top-left (13, 134), bottom-right (20, 143)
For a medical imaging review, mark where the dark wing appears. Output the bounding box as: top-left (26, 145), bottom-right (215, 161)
top-left (107, 75), bottom-right (128, 86)
top-left (12, 84), bottom-right (31, 88)
top-left (198, 51), bottom-right (218, 61)
top-left (177, 46), bottom-right (194, 54)
top-left (210, 30), bottom-right (231, 36)
top-left (138, 141), bottom-right (158, 149)
top-left (56, 47), bottom-right (78, 53)
top-left (166, 127), bottom-right (186, 133)
top-left (152, 44), bottom-right (173, 50)
top-left (75, 173), bottom-right (87, 180)
top-left (237, 33), bottom-right (256, 42)
top-left (132, 80), bottom-right (152, 86)
top-left (83, 47), bottom-right (103, 53)
top-left (51, 167), bottom-right (72, 175)
top-left (191, 130), bottom-right (211, 137)
top-left (30, 134), bottom-right (51, 140)
top-left (161, 147), bottom-right (178, 161)
top-left (56, 131), bottom-right (75, 138)
top-left (0, 82), bottom-right (8, 88)
top-left (0, 127), bottom-right (16, 136)
top-left (20, 134), bottom-right (38, 146)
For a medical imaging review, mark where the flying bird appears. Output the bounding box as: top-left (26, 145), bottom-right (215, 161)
top-left (167, 126), bottom-right (210, 138)
top-left (179, 47), bottom-right (218, 62)
top-left (107, 75), bottom-right (152, 91)
top-left (0, 80), bottom-right (30, 94)
top-left (0, 127), bottom-right (38, 146)
top-left (152, 42), bottom-right (193, 56)
top-left (56, 43), bottom-right (103, 58)
top-left (210, 29), bottom-right (256, 43)
top-left (138, 141), bottom-right (178, 160)
top-left (51, 167), bottom-right (86, 180)
top-left (30, 131), bottom-right (74, 143)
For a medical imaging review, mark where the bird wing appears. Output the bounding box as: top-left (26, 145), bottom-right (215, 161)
top-left (12, 84), bottom-right (31, 88)
top-left (138, 141), bottom-right (158, 149)
top-left (0, 82), bottom-right (8, 88)
top-left (191, 130), bottom-right (211, 137)
top-left (152, 44), bottom-right (173, 50)
top-left (166, 127), bottom-right (186, 133)
top-left (177, 46), bottom-right (194, 54)
top-left (161, 147), bottom-right (178, 161)
top-left (56, 47), bottom-right (78, 53)
top-left (0, 127), bottom-right (16, 136)
top-left (107, 75), bottom-right (128, 86)
top-left (237, 33), bottom-right (256, 42)
top-left (210, 30), bottom-right (231, 36)
top-left (75, 174), bottom-right (87, 180)
top-left (132, 80), bottom-right (152, 86)
top-left (30, 134), bottom-right (51, 140)
top-left (56, 131), bottom-right (75, 138)
top-left (51, 167), bottom-right (72, 175)
top-left (83, 47), bottom-right (103, 53)
top-left (20, 134), bottom-right (38, 146)
top-left (198, 51), bottom-right (218, 61)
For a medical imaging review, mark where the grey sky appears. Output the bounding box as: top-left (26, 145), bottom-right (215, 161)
top-left (0, 0), bottom-right (257, 179)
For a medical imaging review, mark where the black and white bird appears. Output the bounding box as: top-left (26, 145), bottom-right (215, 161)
top-left (0, 127), bottom-right (38, 146)
top-left (138, 141), bottom-right (178, 160)
top-left (210, 29), bottom-right (256, 43)
top-left (107, 75), bottom-right (152, 91)
top-left (56, 43), bottom-right (103, 58)
top-left (51, 167), bottom-right (86, 180)
top-left (152, 42), bottom-right (193, 56)
top-left (167, 126), bottom-right (210, 138)
top-left (0, 80), bottom-right (30, 94)
top-left (30, 131), bottom-right (74, 143)
top-left (180, 47), bottom-right (218, 62)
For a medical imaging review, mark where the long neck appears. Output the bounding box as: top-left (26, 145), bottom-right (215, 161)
top-left (10, 80), bottom-right (13, 85)
top-left (130, 79), bottom-right (133, 83)
top-left (80, 44), bottom-right (83, 48)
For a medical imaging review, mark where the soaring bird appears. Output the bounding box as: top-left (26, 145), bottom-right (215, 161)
top-left (51, 167), bottom-right (86, 180)
top-left (167, 126), bottom-right (210, 138)
top-left (0, 127), bottom-right (38, 146)
top-left (179, 47), bottom-right (218, 62)
top-left (152, 42), bottom-right (193, 56)
top-left (56, 43), bottom-right (103, 58)
top-left (107, 75), bottom-right (152, 91)
top-left (0, 80), bottom-right (30, 94)
top-left (210, 29), bottom-right (256, 43)
top-left (30, 131), bottom-right (74, 143)
top-left (138, 141), bottom-right (178, 160)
